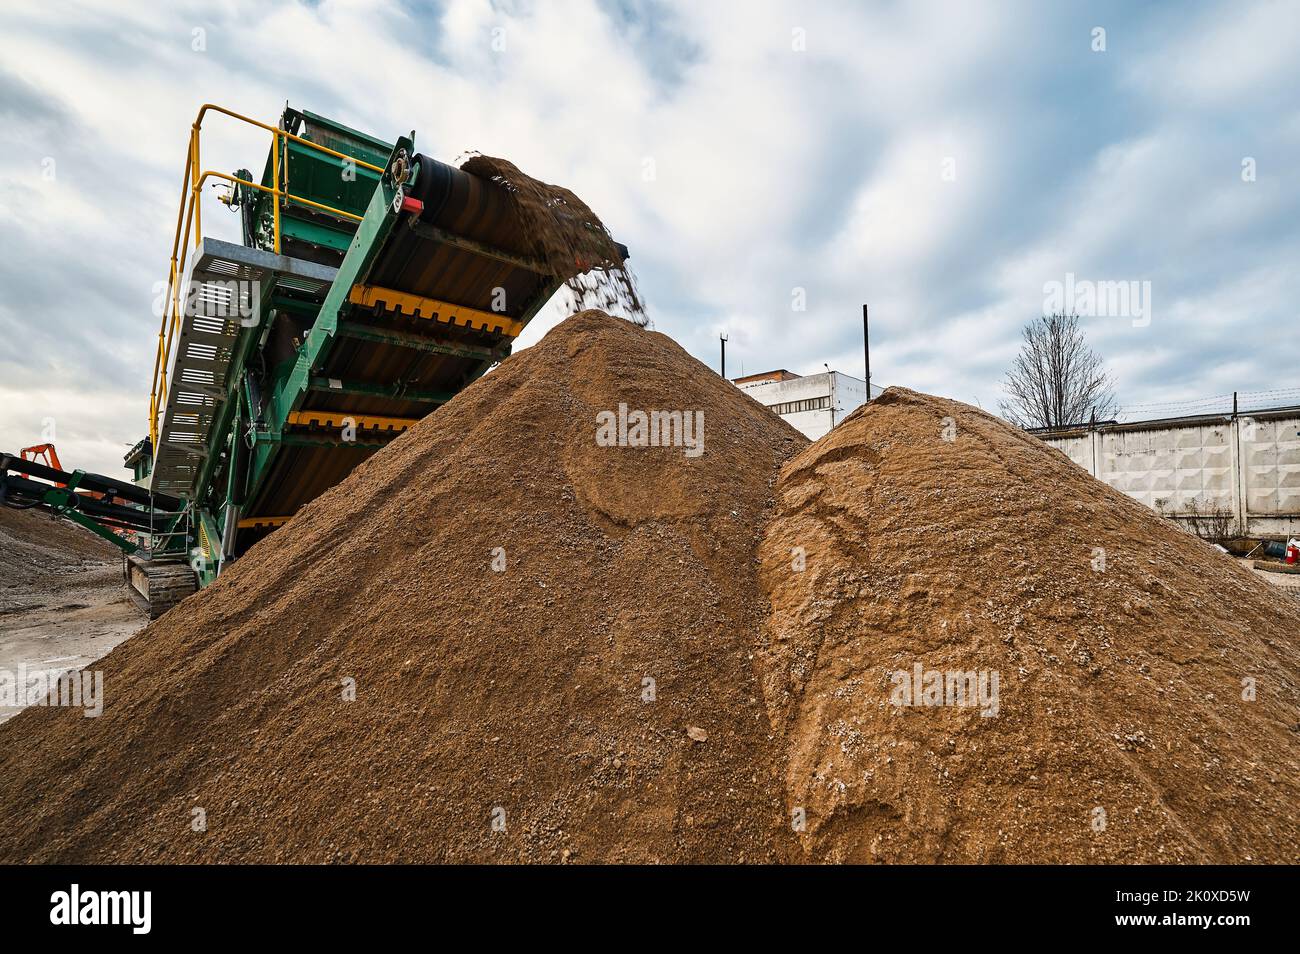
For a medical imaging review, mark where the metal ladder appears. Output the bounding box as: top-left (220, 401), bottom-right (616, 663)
top-left (150, 237), bottom-right (336, 498)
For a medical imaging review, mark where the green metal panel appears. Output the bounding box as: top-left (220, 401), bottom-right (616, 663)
top-left (298, 109), bottom-right (392, 166)
top-left (282, 139), bottom-right (382, 218)
top-left (37, 483), bottom-right (141, 554)
top-left (247, 134), bottom-right (413, 499)
top-left (274, 215), bottom-right (355, 254)
top-left (240, 106), bottom-right (396, 257)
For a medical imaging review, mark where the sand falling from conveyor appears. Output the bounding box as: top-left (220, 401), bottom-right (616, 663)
top-left (460, 153), bottom-right (647, 324)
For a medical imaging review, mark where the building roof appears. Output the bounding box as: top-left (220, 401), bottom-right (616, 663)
top-left (732, 369), bottom-right (802, 385)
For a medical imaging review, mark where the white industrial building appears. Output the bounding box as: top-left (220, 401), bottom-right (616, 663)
top-left (734, 369), bottom-right (883, 441)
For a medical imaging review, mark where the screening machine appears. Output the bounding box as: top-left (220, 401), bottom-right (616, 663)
top-left (2, 104), bottom-right (624, 616)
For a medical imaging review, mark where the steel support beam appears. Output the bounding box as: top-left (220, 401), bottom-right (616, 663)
top-left (334, 321), bottom-right (505, 361)
top-left (307, 376), bottom-right (453, 404)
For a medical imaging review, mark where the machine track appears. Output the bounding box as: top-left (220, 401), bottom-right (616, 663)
top-left (124, 554), bottom-right (197, 619)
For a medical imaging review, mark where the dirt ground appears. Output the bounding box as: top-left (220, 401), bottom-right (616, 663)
top-left (1245, 560), bottom-right (1300, 599)
top-left (0, 507), bottom-right (146, 724)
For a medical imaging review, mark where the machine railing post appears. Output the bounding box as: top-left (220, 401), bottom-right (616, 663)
top-left (271, 129), bottom-right (282, 254)
top-left (191, 126), bottom-right (202, 250)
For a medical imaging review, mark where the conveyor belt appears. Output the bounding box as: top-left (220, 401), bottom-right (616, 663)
top-left (239, 152), bottom-right (564, 529)
top-left (136, 104), bottom-right (634, 578)
top-left (0, 453), bottom-right (185, 549)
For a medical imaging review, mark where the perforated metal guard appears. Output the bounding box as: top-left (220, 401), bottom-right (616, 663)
top-left (150, 239), bottom-right (336, 497)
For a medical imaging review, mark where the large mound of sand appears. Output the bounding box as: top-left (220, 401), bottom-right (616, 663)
top-left (0, 311), bottom-right (806, 863)
top-left (1, 315), bottom-right (1296, 863)
top-left (760, 387), bottom-right (1300, 862)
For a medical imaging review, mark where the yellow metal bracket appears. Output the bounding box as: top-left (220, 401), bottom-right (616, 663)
top-left (348, 285), bottom-right (524, 337)
top-left (285, 411), bottom-right (420, 432)
top-left (237, 515), bottom-right (292, 529)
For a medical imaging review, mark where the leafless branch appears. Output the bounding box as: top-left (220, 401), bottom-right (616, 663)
top-left (999, 313), bottom-right (1118, 430)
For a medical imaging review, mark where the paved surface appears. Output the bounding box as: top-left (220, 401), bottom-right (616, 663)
top-left (0, 563), bottom-right (146, 724)
top-left (1242, 559), bottom-right (1300, 600)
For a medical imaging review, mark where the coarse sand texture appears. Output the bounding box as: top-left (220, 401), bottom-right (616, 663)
top-left (760, 388), bottom-right (1300, 862)
top-left (1, 314), bottom-right (1296, 863)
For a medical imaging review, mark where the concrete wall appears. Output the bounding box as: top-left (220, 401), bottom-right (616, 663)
top-left (1041, 411), bottom-right (1300, 539)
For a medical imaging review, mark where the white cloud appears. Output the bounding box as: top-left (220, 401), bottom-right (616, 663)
top-left (1, 0), bottom-right (1298, 480)
top-left (1124, 0), bottom-right (1300, 109)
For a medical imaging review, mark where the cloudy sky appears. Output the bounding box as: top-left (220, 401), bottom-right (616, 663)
top-left (1, 0), bottom-right (1297, 476)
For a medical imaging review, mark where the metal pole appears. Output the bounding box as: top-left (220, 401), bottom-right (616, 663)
top-left (863, 304), bottom-right (871, 397)
top-left (720, 334), bottom-right (727, 378)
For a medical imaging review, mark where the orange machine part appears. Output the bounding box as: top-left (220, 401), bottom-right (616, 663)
top-left (20, 444), bottom-right (65, 486)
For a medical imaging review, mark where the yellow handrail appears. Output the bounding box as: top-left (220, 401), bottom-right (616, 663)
top-left (148, 104), bottom-right (385, 450)
top-left (199, 170), bottom-right (368, 222)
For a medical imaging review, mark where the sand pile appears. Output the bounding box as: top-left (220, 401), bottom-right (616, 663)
top-left (0, 311), bottom-right (805, 863)
top-left (0, 506), bottom-right (122, 612)
top-left (1, 321), bottom-right (1296, 864)
top-left (1, 503), bottom-right (146, 727)
top-left (759, 388), bottom-right (1300, 862)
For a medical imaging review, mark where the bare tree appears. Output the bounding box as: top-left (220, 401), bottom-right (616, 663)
top-left (999, 313), bottom-right (1117, 430)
